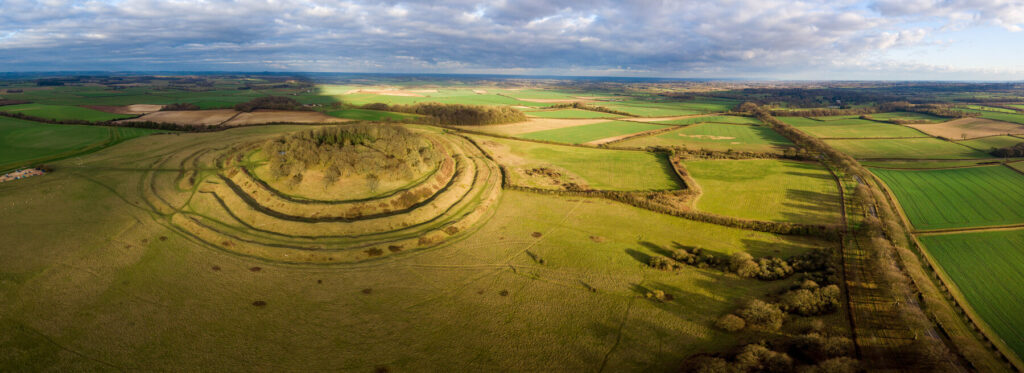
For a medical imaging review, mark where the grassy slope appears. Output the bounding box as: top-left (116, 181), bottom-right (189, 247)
top-left (0, 103), bottom-right (134, 122)
top-left (779, 117), bottom-right (928, 138)
top-left (526, 109), bottom-right (622, 119)
top-left (616, 123), bottom-right (793, 153)
top-left (0, 126), bottom-right (827, 370)
top-left (825, 138), bottom-right (992, 159)
top-left (920, 229), bottom-right (1024, 360)
top-left (517, 120), bottom-right (665, 144)
top-left (475, 136), bottom-right (682, 191)
top-left (873, 166), bottom-right (1024, 230)
top-left (685, 159), bottom-right (841, 224)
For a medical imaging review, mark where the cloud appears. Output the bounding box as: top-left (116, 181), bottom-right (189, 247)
top-left (0, 0), bottom-right (1019, 78)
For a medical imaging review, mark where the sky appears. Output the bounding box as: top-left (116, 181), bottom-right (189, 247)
top-left (0, 0), bottom-right (1023, 80)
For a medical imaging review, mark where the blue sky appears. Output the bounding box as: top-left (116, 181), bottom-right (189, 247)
top-left (0, 0), bottom-right (1022, 80)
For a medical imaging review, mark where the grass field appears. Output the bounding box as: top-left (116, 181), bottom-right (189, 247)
top-left (867, 112), bottom-right (948, 122)
top-left (957, 136), bottom-right (1024, 151)
top-left (0, 123), bottom-right (831, 369)
top-left (600, 98), bottom-right (738, 117)
top-left (616, 123), bottom-right (793, 153)
top-left (516, 120), bottom-right (665, 144)
top-left (920, 229), bottom-right (1024, 360)
top-left (0, 116), bottom-right (162, 171)
top-left (779, 116), bottom-right (928, 138)
top-left (324, 108), bottom-right (417, 121)
top-left (474, 136), bottom-right (682, 191)
top-left (651, 115), bottom-right (761, 126)
top-left (959, 108), bottom-right (1024, 125)
top-left (526, 108), bottom-right (622, 119)
top-left (860, 159), bottom-right (1021, 169)
top-left (826, 138), bottom-right (992, 159)
top-left (873, 166), bottom-right (1024, 230)
top-left (685, 159), bottom-right (841, 224)
top-left (0, 103), bottom-right (135, 122)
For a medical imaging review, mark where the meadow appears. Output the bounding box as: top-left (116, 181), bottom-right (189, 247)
top-left (0, 103), bottom-right (135, 122)
top-left (325, 108), bottom-right (419, 121)
top-left (872, 166), bottom-right (1024, 230)
top-left (616, 123), bottom-right (793, 153)
top-left (0, 116), bottom-right (162, 172)
top-left (516, 120), bottom-right (666, 144)
top-left (651, 115), bottom-right (761, 126)
top-left (959, 108), bottom-right (1024, 125)
top-left (473, 136), bottom-right (682, 191)
top-left (779, 117), bottom-right (928, 138)
top-left (825, 138), bottom-right (992, 159)
top-left (684, 159), bottom-right (841, 224)
top-left (867, 112), bottom-right (947, 123)
top-left (526, 108), bottom-right (622, 119)
top-left (957, 136), bottom-right (1024, 151)
top-left (919, 229), bottom-right (1024, 360)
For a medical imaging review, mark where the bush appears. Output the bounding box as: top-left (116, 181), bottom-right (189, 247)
top-left (791, 333), bottom-right (853, 361)
top-left (797, 357), bottom-right (858, 373)
top-left (730, 252), bottom-right (794, 280)
top-left (778, 285), bottom-right (841, 316)
top-left (735, 344), bottom-right (794, 373)
top-left (736, 299), bottom-right (784, 331)
top-left (649, 256), bottom-right (678, 271)
top-left (715, 314), bottom-right (746, 332)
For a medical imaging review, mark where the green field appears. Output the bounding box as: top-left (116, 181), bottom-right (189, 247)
top-left (600, 98), bottom-right (737, 117)
top-left (779, 116), bottom-right (928, 138)
top-left (616, 123), bottom-right (793, 153)
top-left (959, 108), bottom-right (1024, 125)
top-left (325, 108), bottom-right (417, 121)
top-left (476, 136), bottom-right (682, 191)
top-left (651, 115), bottom-right (761, 126)
top-left (0, 103), bottom-right (135, 122)
top-left (826, 138), bottom-right (991, 159)
top-left (868, 112), bottom-right (948, 123)
top-left (957, 136), bottom-right (1024, 151)
top-left (920, 229), bottom-right (1024, 360)
top-left (685, 159), bottom-right (841, 224)
top-left (0, 116), bottom-right (162, 171)
top-left (873, 166), bottom-right (1024, 230)
top-left (526, 108), bottom-right (622, 119)
top-left (860, 159), bottom-right (1019, 169)
top-left (0, 123), bottom-right (829, 370)
top-left (963, 105), bottom-right (1018, 113)
top-left (517, 120), bottom-right (665, 144)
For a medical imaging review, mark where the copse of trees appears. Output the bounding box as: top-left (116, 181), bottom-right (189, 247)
top-left (234, 96), bottom-right (308, 112)
top-left (363, 102), bottom-right (526, 125)
top-left (991, 142), bottom-right (1024, 157)
top-left (161, 103), bottom-right (200, 111)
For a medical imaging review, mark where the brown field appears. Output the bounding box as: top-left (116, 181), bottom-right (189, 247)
top-left (86, 104), bottom-right (164, 114)
top-left (222, 110), bottom-right (348, 126)
top-left (909, 118), bottom-right (1024, 139)
top-left (455, 117), bottom-right (607, 136)
top-left (120, 109), bottom-right (238, 126)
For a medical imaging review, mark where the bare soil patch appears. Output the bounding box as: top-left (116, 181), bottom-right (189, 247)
top-left (909, 118), bottom-right (1024, 139)
top-left (222, 110), bottom-right (349, 126)
top-left (86, 104), bottom-right (164, 115)
top-left (457, 118), bottom-right (606, 136)
top-left (120, 109), bottom-right (238, 126)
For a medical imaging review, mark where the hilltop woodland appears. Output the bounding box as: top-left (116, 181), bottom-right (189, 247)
top-left (260, 124), bottom-right (439, 189)
top-left (992, 142), bottom-right (1024, 157)
top-left (363, 102), bottom-right (526, 125)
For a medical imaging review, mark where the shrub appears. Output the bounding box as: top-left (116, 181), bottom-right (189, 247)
top-left (715, 314), bottom-right (746, 332)
top-left (791, 333), bottom-right (853, 361)
top-left (798, 357), bottom-right (858, 373)
top-left (735, 344), bottom-right (793, 373)
top-left (736, 299), bottom-right (784, 331)
top-left (366, 102), bottom-right (526, 125)
top-left (649, 256), bottom-right (678, 271)
top-left (778, 285), bottom-right (841, 316)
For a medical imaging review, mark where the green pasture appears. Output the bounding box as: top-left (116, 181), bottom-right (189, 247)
top-left (685, 159), bottom-right (841, 224)
top-left (962, 105), bottom-right (1018, 113)
top-left (0, 116), bottom-right (163, 172)
top-left (826, 138), bottom-right (991, 159)
top-left (860, 159), bottom-right (1019, 169)
top-left (779, 116), bottom-right (928, 138)
top-left (517, 120), bottom-right (665, 144)
top-left (868, 112), bottom-right (948, 123)
top-left (959, 108), bottom-right (1024, 125)
top-left (477, 136), bottom-right (682, 191)
top-left (0, 104), bottom-right (134, 122)
top-left (873, 166), bottom-right (1024, 230)
top-left (920, 229), bottom-right (1024, 360)
top-left (957, 136), bottom-right (1024, 151)
top-left (526, 108), bottom-right (622, 119)
top-left (325, 108), bottom-right (417, 121)
top-left (616, 123), bottom-right (793, 153)
top-left (652, 115), bottom-right (761, 126)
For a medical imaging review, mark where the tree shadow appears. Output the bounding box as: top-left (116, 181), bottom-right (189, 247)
top-left (780, 188), bottom-right (842, 224)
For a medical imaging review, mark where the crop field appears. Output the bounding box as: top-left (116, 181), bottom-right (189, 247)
top-left (651, 115), bottom-right (761, 126)
top-left (919, 229), bottom-right (1024, 360)
top-left (0, 103), bottom-right (135, 122)
top-left (962, 105), bottom-right (1019, 113)
top-left (684, 159), bottom-right (841, 224)
top-left (329, 89), bottom-right (551, 107)
top-left (0, 116), bottom-right (163, 171)
top-left (860, 158), bottom-right (1022, 169)
top-left (325, 108), bottom-right (418, 121)
top-left (959, 108), bottom-right (1024, 125)
top-left (825, 138), bottom-right (991, 159)
top-left (0, 122), bottom-right (833, 370)
top-left (616, 123), bottom-right (793, 153)
top-left (779, 116), bottom-right (928, 138)
top-left (455, 118), bottom-right (608, 136)
top-left (473, 135), bottom-right (682, 191)
top-left (957, 136), bottom-right (1024, 151)
top-left (516, 120), bottom-right (666, 144)
top-left (909, 118), bottom-right (1024, 139)
top-left (872, 166), bottom-right (1024, 230)
top-left (525, 108), bottom-right (622, 119)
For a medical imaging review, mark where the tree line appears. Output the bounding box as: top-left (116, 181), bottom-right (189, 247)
top-left (363, 102), bottom-right (526, 126)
